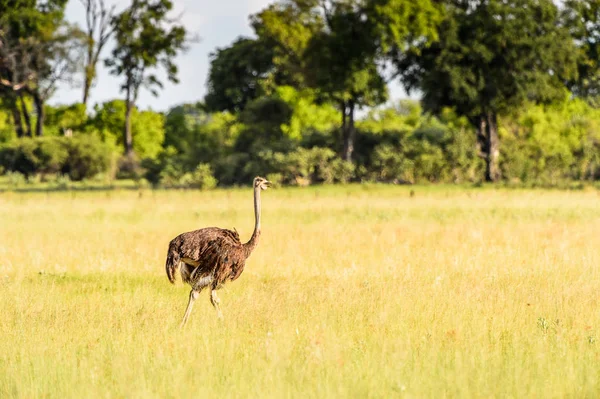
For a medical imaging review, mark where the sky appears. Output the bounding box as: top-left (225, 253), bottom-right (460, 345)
top-left (51, 0), bottom-right (407, 112)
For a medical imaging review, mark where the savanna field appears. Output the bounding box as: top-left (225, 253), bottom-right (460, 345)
top-left (1, 185), bottom-right (600, 398)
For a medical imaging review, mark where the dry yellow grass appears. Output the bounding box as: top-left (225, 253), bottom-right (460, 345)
top-left (1, 185), bottom-right (599, 398)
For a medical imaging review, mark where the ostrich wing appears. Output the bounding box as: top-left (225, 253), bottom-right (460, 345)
top-left (168, 227), bottom-right (246, 285)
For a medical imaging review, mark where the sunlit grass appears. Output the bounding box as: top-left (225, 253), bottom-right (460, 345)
top-left (1, 185), bottom-right (599, 397)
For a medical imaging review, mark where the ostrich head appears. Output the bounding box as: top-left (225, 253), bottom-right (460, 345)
top-left (254, 176), bottom-right (271, 191)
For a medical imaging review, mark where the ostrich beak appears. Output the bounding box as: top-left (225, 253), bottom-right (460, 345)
top-left (265, 180), bottom-right (272, 187)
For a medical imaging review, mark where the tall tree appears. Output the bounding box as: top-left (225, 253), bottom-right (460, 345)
top-left (0, 24), bottom-right (29, 137)
top-left (106, 0), bottom-right (186, 156)
top-left (397, 0), bottom-right (577, 182)
top-left (0, 0), bottom-right (81, 136)
top-left (28, 23), bottom-right (84, 136)
top-left (251, 0), bottom-right (440, 163)
top-left (563, 0), bottom-right (600, 106)
top-left (303, 3), bottom-right (386, 162)
top-left (204, 37), bottom-right (276, 113)
top-left (80, 0), bottom-right (115, 108)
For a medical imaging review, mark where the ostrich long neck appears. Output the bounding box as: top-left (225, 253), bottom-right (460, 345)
top-left (243, 185), bottom-right (261, 256)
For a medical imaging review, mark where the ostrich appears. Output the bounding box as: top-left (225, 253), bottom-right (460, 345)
top-left (165, 176), bottom-right (271, 326)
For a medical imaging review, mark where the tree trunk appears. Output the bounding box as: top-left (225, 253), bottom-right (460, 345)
top-left (477, 111), bottom-right (501, 182)
top-left (82, 63), bottom-right (94, 107)
top-left (342, 101), bottom-right (356, 163)
top-left (124, 95), bottom-right (134, 156)
top-left (8, 95), bottom-right (25, 137)
top-left (83, 73), bottom-right (91, 107)
top-left (19, 93), bottom-right (33, 137)
top-left (32, 92), bottom-right (45, 136)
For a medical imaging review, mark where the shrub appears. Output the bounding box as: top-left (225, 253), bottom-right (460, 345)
top-left (64, 135), bottom-right (114, 181)
top-left (212, 152), bottom-right (251, 186)
top-left (272, 147), bottom-right (355, 185)
top-left (141, 146), bottom-right (182, 186)
top-left (116, 153), bottom-right (144, 180)
top-left (6, 171), bottom-right (26, 187)
top-left (158, 163), bottom-right (183, 188)
top-left (188, 163), bottom-right (218, 189)
top-left (0, 136), bottom-right (114, 181)
top-left (36, 137), bottom-right (69, 174)
top-left (0, 138), bottom-right (38, 177)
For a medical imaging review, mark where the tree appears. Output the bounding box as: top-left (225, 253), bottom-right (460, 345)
top-left (28, 23), bottom-right (85, 137)
top-left (164, 102), bottom-right (210, 153)
top-left (0, 13), bottom-right (34, 137)
top-left (563, 0), bottom-right (600, 106)
top-left (251, 0), bottom-right (440, 163)
top-left (303, 4), bottom-right (386, 162)
top-left (106, 0), bottom-right (186, 157)
top-left (204, 38), bottom-right (277, 113)
top-left (397, 0), bottom-right (577, 181)
top-left (89, 99), bottom-right (165, 159)
top-left (80, 0), bottom-right (115, 108)
top-left (0, 0), bottom-right (82, 137)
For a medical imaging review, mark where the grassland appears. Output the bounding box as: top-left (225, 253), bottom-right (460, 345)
top-left (1, 185), bottom-right (599, 398)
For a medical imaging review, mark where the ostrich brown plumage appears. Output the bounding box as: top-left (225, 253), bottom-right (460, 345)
top-left (165, 176), bottom-right (271, 326)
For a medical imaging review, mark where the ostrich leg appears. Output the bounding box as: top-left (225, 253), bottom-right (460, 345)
top-left (180, 276), bottom-right (214, 327)
top-left (210, 290), bottom-right (223, 319)
top-left (181, 289), bottom-right (199, 328)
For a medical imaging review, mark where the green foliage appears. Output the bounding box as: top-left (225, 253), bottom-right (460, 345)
top-left (303, 4), bottom-right (387, 107)
top-left (563, 0), bottom-right (600, 105)
top-left (0, 138), bottom-right (41, 177)
top-left (400, 0), bottom-right (577, 117)
top-left (3, 0), bottom-right (600, 189)
top-left (89, 100), bottom-right (165, 159)
top-left (168, 109), bottom-right (242, 171)
top-left (178, 163), bottom-right (218, 190)
top-left (0, 136), bottom-right (113, 180)
top-left (0, 104), bottom-right (15, 143)
top-left (500, 98), bottom-right (600, 183)
top-left (65, 135), bottom-right (114, 180)
top-left (0, 0), bottom-right (81, 137)
top-left (105, 0), bottom-right (187, 155)
top-left (365, 0), bottom-right (441, 54)
top-left (44, 103), bottom-right (87, 136)
top-left (106, 0), bottom-right (187, 98)
top-left (232, 147), bottom-right (355, 186)
top-left (356, 103), bottom-right (483, 183)
top-left (204, 37), bottom-right (276, 113)
top-left (250, 1), bottom-right (321, 89)
top-left (143, 149), bottom-right (217, 189)
top-left (276, 86), bottom-right (338, 141)
top-left (273, 147), bottom-right (340, 185)
top-left (396, 0), bottom-right (579, 181)
top-left (163, 102), bottom-right (210, 153)
top-left (141, 146), bottom-right (180, 186)
top-left (249, 0), bottom-right (441, 161)
top-left (234, 86), bottom-right (338, 156)
top-left (133, 110), bottom-right (165, 159)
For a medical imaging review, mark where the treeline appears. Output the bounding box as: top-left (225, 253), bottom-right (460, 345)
top-left (1, 0), bottom-right (600, 187)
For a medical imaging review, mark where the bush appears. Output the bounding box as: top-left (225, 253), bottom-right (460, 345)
top-left (272, 147), bottom-right (355, 185)
top-left (37, 137), bottom-right (69, 174)
top-left (0, 138), bottom-right (37, 177)
top-left (188, 163), bottom-right (218, 189)
top-left (157, 163), bottom-right (218, 189)
top-left (116, 153), bottom-right (144, 180)
top-left (212, 152), bottom-right (251, 186)
top-left (5, 171), bottom-right (26, 187)
top-left (0, 137), bottom-right (70, 177)
top-left (64, 135), bottom-right (114, 181)
top-left (0, 135), bottom-right (114, 181)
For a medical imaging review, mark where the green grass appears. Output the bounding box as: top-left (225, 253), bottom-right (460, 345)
top-left (1, 185), bottom-right (600, 398)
